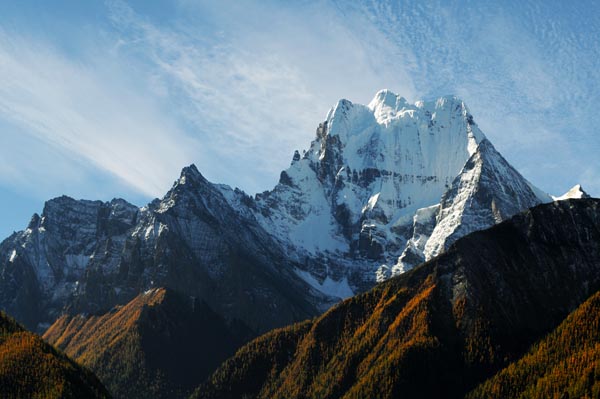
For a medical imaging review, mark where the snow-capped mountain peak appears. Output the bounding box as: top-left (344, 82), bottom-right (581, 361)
top-left (553, 184), bottom-right (590, 201)
top-left (367, 89), bottom-right (409, 123)
top-left (253, 90), bottom-right (548, 293)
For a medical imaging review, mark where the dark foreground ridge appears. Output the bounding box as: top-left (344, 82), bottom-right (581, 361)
top-left (192, 199), bottom-right (600, 399)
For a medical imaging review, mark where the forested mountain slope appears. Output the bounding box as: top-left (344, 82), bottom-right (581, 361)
top-left (44, 288), bottom-right (251, 399)
top-left (192, 199), bottom-right (600, 399)
top-left (0, 311), bottom-right (109, 398)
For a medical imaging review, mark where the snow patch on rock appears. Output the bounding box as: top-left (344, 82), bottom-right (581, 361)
top-left (295, 269), bottom-right (354, 299)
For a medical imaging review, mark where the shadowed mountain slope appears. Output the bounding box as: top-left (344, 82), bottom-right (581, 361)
top-left (468, 290), bottom-right (600, 399)
top-left (192, 199), bottom-right (600, 399)
top-left (44, 288), bottom-right (252, 399)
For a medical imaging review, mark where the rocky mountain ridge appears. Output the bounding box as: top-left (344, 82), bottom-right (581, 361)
top-left (0, 166), bottom-right (326, 332)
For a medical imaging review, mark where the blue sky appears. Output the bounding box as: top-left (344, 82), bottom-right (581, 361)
top-left (0, 0), bottom-right (599, 239)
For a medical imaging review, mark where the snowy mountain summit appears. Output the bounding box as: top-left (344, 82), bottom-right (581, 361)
top-left (249, 90), bottom-right (551, 293)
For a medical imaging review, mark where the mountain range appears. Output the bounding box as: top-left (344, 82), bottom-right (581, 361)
top-left (0, 90), bottom-right (593, 398)
top-left (0, 91), bottom-right (559, 330)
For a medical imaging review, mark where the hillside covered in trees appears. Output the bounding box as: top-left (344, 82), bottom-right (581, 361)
top-left (44, 287), bottom-right (252, 399)
top-left (192, 199), bottom-right (600, 399)
top-left (468, 290), bottom-right (600, 398)
top-left (0, 310), bottom-right (109, 399)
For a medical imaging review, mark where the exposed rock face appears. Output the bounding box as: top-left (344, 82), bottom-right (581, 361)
top-left (192, 199), bottom-right (600, 399)
top-left (0, 196), bottom-right (138, 329)
top-left (0, 166), bottom-right (327, 332)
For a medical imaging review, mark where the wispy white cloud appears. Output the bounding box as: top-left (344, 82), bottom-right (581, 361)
top-left (0, 0), bottom-right (598, 209)
top-left (105, 0), bottom-right (418, 191)
top-left (0, 28), bottom-right (199, 197)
